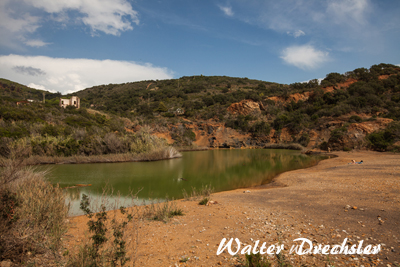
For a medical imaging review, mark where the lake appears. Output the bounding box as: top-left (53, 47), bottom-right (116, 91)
top-left (44, 149), bottom-right (327, 215)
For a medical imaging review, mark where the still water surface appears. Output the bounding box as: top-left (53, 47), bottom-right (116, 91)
top-left (45, 149), bottom-right (326, 215)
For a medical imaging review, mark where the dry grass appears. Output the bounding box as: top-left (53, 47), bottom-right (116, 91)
top-left (23, 146), bottom-right (182, 165)
top-left (264, 143), bottom-right (305, 151)
top-left (182, 184), bottom-right (214, 201)
top-left (142, 198), bottom-right (184, 223)
top-left (137, 146), bottom-right (182, 161)
top-left (0, 147), bottom-right (69, 265)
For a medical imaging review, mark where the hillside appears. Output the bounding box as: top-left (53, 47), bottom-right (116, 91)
top-left (72, 63), bottom-right (400, 151)
top-left (0, 78), bottom-right (61, 102)
top-left (1, 63), bottom-right (400, 159)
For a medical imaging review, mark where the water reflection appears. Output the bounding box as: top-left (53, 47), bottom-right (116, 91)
top-left (44, 149), bottom-right (326, 215)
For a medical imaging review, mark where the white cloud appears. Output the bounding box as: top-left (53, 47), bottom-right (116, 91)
top-left (24, 39), bottom-right (51, 47)
top-left (218, 5), bottom-right (234, 16)
top-left (0, 55), bottom-right (174, 94)
top-left (327, 0), bottom-right (370, 26)
top-left (281, 45), bottom-right (329, 70)
top-left (0, 1), bottom-right (41, 49)
top-left (287, 29), bottom-right (305, 38)
top-left (0, 0), bottom-right (139, 49)
top-left (23, 0), bottom-right (139, 35)
top-left (25, 0), bottom-right (139, 35)
top-left (28, 83), bottom-right (47, 91)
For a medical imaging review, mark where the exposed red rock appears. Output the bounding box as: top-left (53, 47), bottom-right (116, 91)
top-left (227, 99), bottom-right (263, 115)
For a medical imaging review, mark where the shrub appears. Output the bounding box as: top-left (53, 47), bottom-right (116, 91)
top-left (329, 126), bottom-right (347, 144)
top-left (198, 197), bottom-right (209, 205)
top-left (367, 122), bottom-right (400, 151)
top-left (68, 188), bottom-right (139, 267)
top-left (143, 199), bottom-right (184, 223)
top-left (104, 132), bottom-right (125, 154)
top-left (297, 132), bottom-right (310, 147)
top-left (0, 148), bottom-right (69, 264)
top-left (321, 72), bottom-right (346, 87)
top-left (348, 115), bottom-right (362, 123)
top-left (183, 129), bottom-right (196, 141)
top-left (163, 112), bottom-right (175, 117)
top-left (244, 252), bottom-right (271, 267)
top-left (272, 114), bottom-right (288, 131)
top-left (250, 121), bottom-right (271, 137)
top-left (155, 102), bottom-right (168, 112)
top-left (319, 141), bottom-right (329, 151)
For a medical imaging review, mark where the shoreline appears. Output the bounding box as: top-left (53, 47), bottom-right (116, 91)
top-left (67, 151), bottom-right (400, 267)
top-left (15, 147), bottom-right (183, 166)
top-left (65, 150), bottom-right (400, 266)
top-left (17, 146), bottom-right (324, 166)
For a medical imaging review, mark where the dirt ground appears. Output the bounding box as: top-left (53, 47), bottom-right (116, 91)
top-left (65, 151), bottom-right (400, 266)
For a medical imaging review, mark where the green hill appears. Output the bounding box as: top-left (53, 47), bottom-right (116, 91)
top-left (1, 63), bottom-right (400, 159)
top-left (0, 78), bottom-right (61, 102)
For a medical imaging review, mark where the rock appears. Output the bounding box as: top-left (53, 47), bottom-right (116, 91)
top-left (227, 100), bottom-right (262, 115)
top-left (352, 206), bottom-right (358, 210)
top-left (0, 261), bottom-right (14, 267)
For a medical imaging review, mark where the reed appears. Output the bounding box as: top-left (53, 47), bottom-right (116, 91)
top-left (264, 143), bottom-right (305, 151)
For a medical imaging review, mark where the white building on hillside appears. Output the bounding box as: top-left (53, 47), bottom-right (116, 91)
top-left (60, 96), bottom-right (80, 109)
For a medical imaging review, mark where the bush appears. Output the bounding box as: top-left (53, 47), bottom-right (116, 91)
top-left (297, 132), bottom-right (310, 147)
top-left (367, 122), bottom-right (400, 151)
top-left (348, 115), bottom-right (362, 123)
top-left (244, 252), bottom-right (271, 267)
top-left (199, 197), bottom-right (209, 205)
top-left (163, 112), bottom-right (175, 118)
top-left (183, 129), bottom-right (196, 141)
top-left (329, 126), bottom-right (347, 144)
top-left (250, 121), bottom-right (271, 137)
top-left (0, 148), bottom-right (69, 264)
top-left (143, 199), bottom-right (184, 223)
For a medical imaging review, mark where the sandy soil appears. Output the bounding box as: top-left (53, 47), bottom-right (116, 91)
top-left (65, 151), bottom-right (400, 266)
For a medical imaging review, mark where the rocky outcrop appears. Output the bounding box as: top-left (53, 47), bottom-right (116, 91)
top-left (227, 99), bottom-right (264, 115)
top-left (151, 115), bottom-right (393, 151)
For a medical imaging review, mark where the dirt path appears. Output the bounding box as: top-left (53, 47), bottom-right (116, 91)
top-left (65, 151), bottom-right (400, 266)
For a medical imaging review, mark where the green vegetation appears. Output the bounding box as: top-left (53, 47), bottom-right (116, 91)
top-left (241, 252), bottom-right (294, 267)
top-left (367, 122), bottom-right (400, 151)
top-left (0, 93), bottom-right (180, 161)
top-left (198, 197), bottom-right (209, 205)
top-left (1, 63), bottom-right (400, 152)
top-left (68, 194), bottom-right (134, 267)
top-left (143, 199), bottom-right (184, 223)
top-left (182, 184), bottom-right (214, 201)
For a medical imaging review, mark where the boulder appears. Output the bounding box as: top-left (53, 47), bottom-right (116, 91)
top-left (227, 99), bottom-right (262, 115)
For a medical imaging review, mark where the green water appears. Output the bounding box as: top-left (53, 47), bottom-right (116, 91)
top-left (44, 149), bottom-right (326, 215)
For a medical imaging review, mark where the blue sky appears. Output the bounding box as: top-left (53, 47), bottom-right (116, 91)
top-left (0, 0), bottom-right (399, 94)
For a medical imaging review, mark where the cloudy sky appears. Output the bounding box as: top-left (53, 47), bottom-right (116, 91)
top-left (0, 0), bottom-right (399, 94)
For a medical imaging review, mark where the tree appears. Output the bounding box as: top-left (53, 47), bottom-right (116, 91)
top-left (156, 102), bottom-right (168, 112)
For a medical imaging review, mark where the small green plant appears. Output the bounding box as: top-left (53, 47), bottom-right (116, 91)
top-left (169, 208), bottom-right (184, 217)
top-left (79, 194), bottom-right (109, 266)
top-left (275, 252), bottom-right (293, 267)
top-left (71, 193), bottom-right (134, 267)
top-left (180, 256), bottom-right (190, 263)
top-left (244, 252), bottom-right (271, 267)
top-left (325, 255), bottom-right (335, 267)
top-left (198, 197), bottom-right (209, 205)
top-left (144, 198), bottom-right (184, 222)
top-left (182, 184), bottom-right (214, 201)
